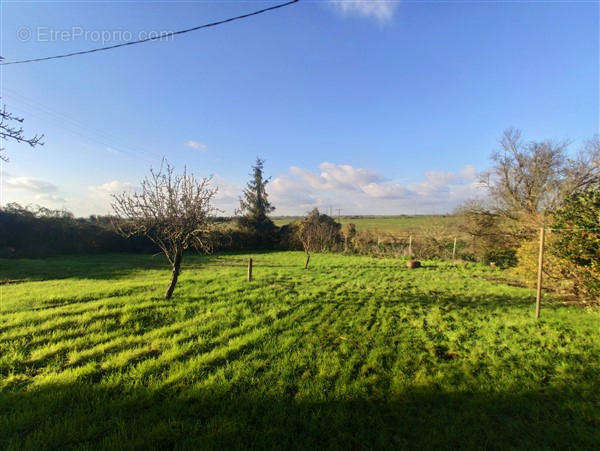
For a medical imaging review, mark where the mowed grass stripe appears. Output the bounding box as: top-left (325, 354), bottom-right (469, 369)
top-left (4, 301), bottom-right (298, 386)
top-left (157, 302), bottom-right (325, 387)
top-left (1, 252), bottom-right (599, 449)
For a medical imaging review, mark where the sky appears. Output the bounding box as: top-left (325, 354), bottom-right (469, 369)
top-left (0, 0), bottom-right (598, 216)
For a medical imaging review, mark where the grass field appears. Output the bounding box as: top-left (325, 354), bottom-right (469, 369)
top-left (273, 215), bottom-right (461, 234)
top-left (1, 252), bottom-right (599, 449)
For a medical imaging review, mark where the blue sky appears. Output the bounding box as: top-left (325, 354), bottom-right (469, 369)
top-left (1, 0), bottom-right (598, 216)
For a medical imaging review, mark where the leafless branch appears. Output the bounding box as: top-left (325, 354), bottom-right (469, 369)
top-left (111, 159), bottom-right (218, 298)
top-left (0, 101), bottom-right (44, 162)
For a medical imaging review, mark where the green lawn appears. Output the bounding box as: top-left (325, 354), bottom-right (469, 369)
top-left (1, 252), bottom-right (599, 449)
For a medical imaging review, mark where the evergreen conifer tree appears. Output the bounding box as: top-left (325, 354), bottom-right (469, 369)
top-left (237, 158), bottom-right (277, 246)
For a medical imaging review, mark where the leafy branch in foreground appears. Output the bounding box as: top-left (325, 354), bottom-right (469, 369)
top-left (111, 160), bottom-right (218, 299)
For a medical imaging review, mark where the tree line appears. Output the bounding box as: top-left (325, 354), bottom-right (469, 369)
top-left (2, 130), bottom-right (599, 301)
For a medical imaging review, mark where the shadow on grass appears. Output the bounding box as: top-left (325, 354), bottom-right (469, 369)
top-left (0, 253), bottom-right (226, 283)
top-left (1, 383), bottom-right (597, 449)
top-left (0, 252), bottom-right (313, 282)
top-left (0, 252), bottom-right (456, 283)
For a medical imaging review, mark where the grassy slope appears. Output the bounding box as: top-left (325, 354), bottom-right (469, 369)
top-left (1, 252), bottom-right (599, 449)
top-left (273, 215), bottom-right (460, 234)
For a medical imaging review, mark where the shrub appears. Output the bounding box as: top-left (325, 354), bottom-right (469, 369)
top-left (0, 203), bottom-right (156, 257)
top-left (277, 223), bottom-right (302, 251)
top-left (457, 202), bottom-right (519, 262)
top-left (511, 237), bottom-right (574, 294)
top-left (550, 189), bottom-right (600, 301)
top-left (350, 229), bottom-right (377, 255)
top-left (483, 248), bottom-right (518, 268)
top-left (236, 216), bottom-right (278, 249)
top-left (296, 209), bottom-right (342, 254)
top-left (341, 223), bottom-right (356, 252)
top-left (411, 227), bottom-right (448, 259)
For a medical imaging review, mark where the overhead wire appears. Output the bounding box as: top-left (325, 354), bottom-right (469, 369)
top-left (0, 0), bottom-right (300, 66)
top-left (2, 87), bottom-right (163, 162)
top-left (2, 93), bottom-right (159, 163)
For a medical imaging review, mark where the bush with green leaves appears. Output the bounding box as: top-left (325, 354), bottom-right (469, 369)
top-left (483, 248), bottom-right (518, 268)
top-left (0, 203), bottom-right (155, 257)
top-left (550, 189), bottom-right (600, 300)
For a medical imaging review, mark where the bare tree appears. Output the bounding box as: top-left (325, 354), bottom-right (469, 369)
top-left (459, 129), bottom-right (599, 260)
top-left (111, 161), bottom-right (218, 299)
top-left (479, 128), bottom-right (600, 228)
top-left (296, 208), bottom-right (341, 269)
top-left (562, 135), bottom-right (600, 195)
top-left (0, 101), bottom-right (44, 162)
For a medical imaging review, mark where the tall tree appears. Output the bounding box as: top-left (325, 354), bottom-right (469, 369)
top-left (238, 157), bottom-right (275, 220)
top-left (0, 100), bottom-right (44, 162)
top-left (237, 158), bottom-right (277, 244)
top-left (112, 161), bottom-right (217, 299)
top-left (480, 128), bottom-right (599, 227)
top-left (461, 129), bottom-right (600, 247)
top-left (458, 129), bottom-right (600, 264)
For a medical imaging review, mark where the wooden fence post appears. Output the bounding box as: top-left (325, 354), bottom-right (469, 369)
top-left (452, 237), bottom-right (457, 260)
top-left (408, 235), bottom-right (412, 256)
top-left (248, 257), bottom-right (253, 281)
top-left (535, 228), bottom-right (545, 319)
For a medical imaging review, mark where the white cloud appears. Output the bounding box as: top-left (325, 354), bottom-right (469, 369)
top-left (2, 175), bottom-right (67, 209)
top-left (267, 162), bottom-right (483, 215)
top-left (4, 176), bottom-right (59, 193)
top-left (330, 0), bottom-right (399, 23)
top-left (90, 180), bottom-right (133, 194)
top-left (34, 193), bottom-right (67, 204)
top-left (0, 162), bottom-right (483, 217)
top-left (361, 181), bottom-right (409, 199)
top-left (270, 174), bottom-right (319, 210)
top-left (74, 180), bottom-right (135, 216)
top-left (460, 164), bottom-right (477, 180)
top-left (211, 176), bottom-right (241, 215)
top-left (289, 162), bottom-right (383, 191)
top-left (186, 140), bottom-right (207, 151)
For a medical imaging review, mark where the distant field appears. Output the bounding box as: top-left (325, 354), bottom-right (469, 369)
top-left (273, 215), bottom-right (461, 234)
top-left (1, 252), bottom-right (599, 448)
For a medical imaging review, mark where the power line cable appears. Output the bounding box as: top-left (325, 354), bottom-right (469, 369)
top-left (4, 99), bottom-right (157, 163)
top-left (8, 105), bottom-right (152, 163)
top-left (0, 0), bottom-right (299, 66)
top-left (2, 88), bottom-right (162, 160)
